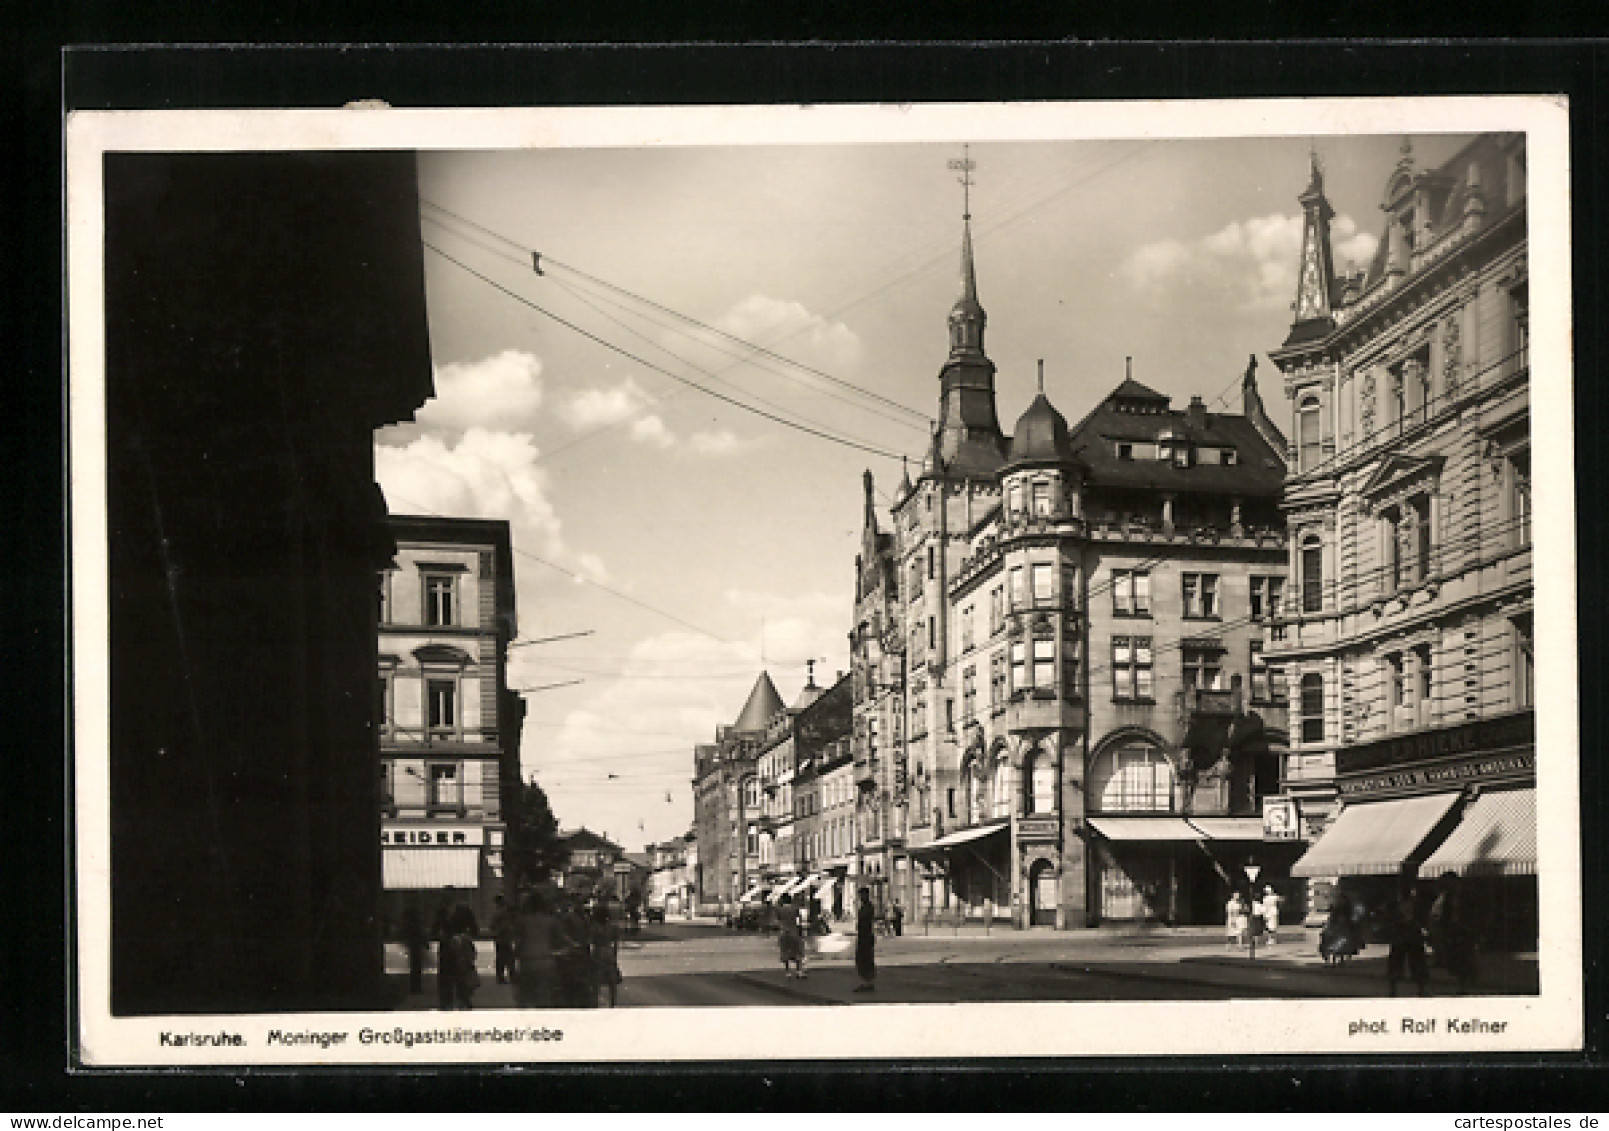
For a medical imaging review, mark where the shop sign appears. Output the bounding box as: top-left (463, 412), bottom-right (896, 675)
top-left (381, 824), bottom-right (485, 847)
top-left (1262, 797), bottom-right (1301, 840)
top-left (613, 861), bottom-right (634, 874)
top-left (1335, 711), bottom-right (1533, 776)
top-left (1017, 815), bottom-right (1059, 841)
top-left (1337, 750), bottom-right (1534, 798)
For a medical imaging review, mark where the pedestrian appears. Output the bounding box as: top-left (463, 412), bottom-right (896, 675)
top-left (1429, 871), bottom-right (1478, 993)
top-left (1248, 889), bottom-right (1266, 948)
top-left (591, 901), bottom-right (623, 1007)
top-left (401, 904), bottom-right (426, 995)
top-left (1225, 892), bottom-right (1246, 948)
top-left (514, 889), bottom-right (560, 1008)
top-left (1261, 885), bottom-right (1283, 947)
top-left (891, 901), bottom-right (904, 937)
top-left (1386, 884), bottom-right (1429, 997)
top-left (448, 902), bottom-right (480, 1010)
top-left (777, 894), bottom-right (806, 979)
top-left (554, 896), bottom-right (595, 1008)
top-left (433, 907), bottom-right (456, 1010)
top-left (490, 894), bottom-right (517, 985)
top-left (853, 886), bottom-right (877, 994)
top-left (1319, 891), bottom-right (1361, 964)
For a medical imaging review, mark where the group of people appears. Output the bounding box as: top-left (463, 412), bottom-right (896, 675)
top-left (1321, 872), bottom-right (1479, 995)
top-left (775, 886), bottom-right (881, 993)
top-left (1224, 886), bottom-right (1284, 948)
top-left (398, 892), bottom-right (624, 1010)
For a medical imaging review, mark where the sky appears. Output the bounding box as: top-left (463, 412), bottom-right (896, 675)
top-left (373, 129), bottom-right (1476, 852)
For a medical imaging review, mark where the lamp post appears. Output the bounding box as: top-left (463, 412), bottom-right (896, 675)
top-left (1244, 861), bottom-right (1262, 961)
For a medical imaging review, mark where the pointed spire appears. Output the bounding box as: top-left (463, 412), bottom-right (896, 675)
top-left (732, 671), bottom-right (785, 733)
top-left (1293, 144), bottom-right (1337, 326)
top-left (1037, 358), bottom-right (1045, 394)
top-left (899, 456), bottom-right (913, 497)
top-left (948, 212), bottom-right (987, 359)
top-left (862, 468), bottom-right (879, 532)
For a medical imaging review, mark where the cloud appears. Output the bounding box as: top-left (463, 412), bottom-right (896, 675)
top-left (687, 429), bottom-right (746, 456)
top-left (630, 415), bottom-right (676, 449)
top-left (1122, 212), bottom-right (1378, 311)
top-left (713, 294), bottom-right (865, 373)
top-left (413, 349), bottom-right (544, 437)
top-left (376, 427), bottom-right (561, 549)
top-left (559, 376), bottom-right (655, 432)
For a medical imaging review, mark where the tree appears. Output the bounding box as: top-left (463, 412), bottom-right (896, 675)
top-left (505, 779), bottom-right (566, 890)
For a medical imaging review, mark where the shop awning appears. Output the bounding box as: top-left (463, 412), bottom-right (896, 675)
top-left (910, 820), bottom-right (1010, 854)
top-left (1421, 788), bottom-right (1536, 877)
top-left (1186, 817), bottom-right (1268, 841)
top-left (382, 848), bottom-right (480, 891)
top-left (816, 877), bottom-right (838, 905)
top-left (738, 883), bottom-right (768, 903)
top-left (1290, 792), bottom-right (1462, 877)
top-left (1087, 817), bottom-right (1202, 841)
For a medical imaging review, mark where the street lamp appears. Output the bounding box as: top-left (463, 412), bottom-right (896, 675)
top-left (1244, 860), bottom-right (1262, 961)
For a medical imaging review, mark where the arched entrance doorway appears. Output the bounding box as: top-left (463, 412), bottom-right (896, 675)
top-left (1028, 858), bottom-right (1058, 926)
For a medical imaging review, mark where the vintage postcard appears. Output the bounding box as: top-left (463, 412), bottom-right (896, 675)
top-left (68, 95), bottom-right (1580, 1065)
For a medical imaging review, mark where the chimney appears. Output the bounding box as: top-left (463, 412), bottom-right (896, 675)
top-left (1187, 395), bottom-right (1207, 430)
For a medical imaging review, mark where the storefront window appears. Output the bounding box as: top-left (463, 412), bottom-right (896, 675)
top-left (1028, 749), bottom-right (1056, 814)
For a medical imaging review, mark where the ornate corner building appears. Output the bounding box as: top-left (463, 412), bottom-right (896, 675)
top-left (1268, 135), bottom-right (1536, 945)
top-left (851, 214), bottom-right (1294, 929)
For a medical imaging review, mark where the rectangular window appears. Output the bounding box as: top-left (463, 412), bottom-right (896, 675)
top-left (962, 605), bottom-right (975, 650)
top-left (424, 575), bottom-right (455, 627)
top-left (1302, 540), bottom-right (1324, 613)
top-left (1514, 613), bottom-right (1534, 709)
top-left (1033, 637), bottom-right (1056, 690)
top-left (1061, 635), bottom-right (1081, 699)
top-left (427, 679), bottom-right (456, 732)
top-left (378, 571), bottom-right (392, 625)
top-left (990, 653), bottom-right (1006, 707)
top-left (1300, 674), bottom-right (1324, 743)
top-left (1062, 564), bottom-right (1080, 611)
top-left (1250, 575), bottom-right (1284, 620)
top-left (1011, 641), bottom-right (1026, 692)
top-left (1111, 636), bottom-right (1153, 701)
top-left (1509, 450), bottom-right (1531, 548)
top-left (1010, 567), bottom-right (1025, 610)
top-left (1008, 481), bottom-right (1024, 516)
top-left (1183, 572), bottom-right (1220, 618)
top-left (1182, 646), bottom-right (1224, 691)
top-left (1118, 442), bottom-right (1134, 461)
top-left (1032, 562), bottom-right (1054, 605)
top-left (1113, 569), bottom-right (1151, 616)
top-left (928, 615), bottom-right (936, 651)
top-left (962, 666), bottom-right (977, 720)
top-left (428, 762), bottom-right (462, 809)
top-left (1250, 642), bottom-right (1270, 702)
top-left (990, 586), bottom-right (1004, 634)
top-left (927, 545), bottom-right (936, 581)
top-left (1032, 481), bottom-right (1052, 517)
top-left (379, 763), bottom-right (394, 810)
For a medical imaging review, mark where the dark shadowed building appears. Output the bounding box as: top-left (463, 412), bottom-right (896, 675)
top-left (104, 151), bottom-right (434, 1014)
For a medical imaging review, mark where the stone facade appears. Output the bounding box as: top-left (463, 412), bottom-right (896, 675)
top-left (1268, 134), bottom-right (1536, 944)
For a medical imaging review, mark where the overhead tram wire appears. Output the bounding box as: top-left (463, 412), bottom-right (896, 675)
top-left (421, 201), bottom-right (927, 424)
top-left (422, 241), bottom-right (908, 464)
top-left (542, 269), bottom-right (931, 435)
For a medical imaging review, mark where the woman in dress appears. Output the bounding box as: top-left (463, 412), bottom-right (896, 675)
top-left (853, 886), bottom-right (876, 994)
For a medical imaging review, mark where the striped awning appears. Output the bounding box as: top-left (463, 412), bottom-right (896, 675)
top-left (1420, 788), bottom-right (1537, 877)
top-left (1291, 792), bottom-right (1462, 877)
top-left (382, 847), bottom-right (480, 891)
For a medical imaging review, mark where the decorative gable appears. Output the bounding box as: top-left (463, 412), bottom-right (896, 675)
top-left (1359, 451), bottom-right (1445, 510)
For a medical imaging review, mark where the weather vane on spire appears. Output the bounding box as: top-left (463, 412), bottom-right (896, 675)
top-left (948, 144), bottom-right (976, 220)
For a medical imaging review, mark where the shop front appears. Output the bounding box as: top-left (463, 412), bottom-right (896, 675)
top-left (1290, 711), bottom-right (1536, 949)
top-left (908, 820), bottom-right (1011, 924)
top-left (379, 821), bottom-right (503, 934)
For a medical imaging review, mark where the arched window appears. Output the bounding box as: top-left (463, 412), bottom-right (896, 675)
top-left (1298, 395), bottom-right (1322, 473)
top-left (992, 756), bottom-right (1012, 819)
top-left (1088, 739), bottom-right (1175, 813)
top-left (1301, 533), bottom-right (1324, 613)
top-left (1027, 748), bottom-right (1057, 814)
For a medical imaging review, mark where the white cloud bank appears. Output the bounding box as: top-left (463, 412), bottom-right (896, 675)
top-left (1121, 212), bottom-right (1379, 311)
top-left (714, 294), bottom-right (865, 374)
top-left (414, 348), bottom-right (544, 437)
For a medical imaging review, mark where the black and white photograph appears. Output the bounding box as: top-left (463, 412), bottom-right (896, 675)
top-left (67, 96), bottom-right (1581, 1064)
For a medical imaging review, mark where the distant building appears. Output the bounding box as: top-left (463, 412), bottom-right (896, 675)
top-left (556, 827), bottom-right (626, 898)
top-left (377, 516), bottom-right (524, 931)
top-left (852, 210), bottom-right (1291, 929)
top-left (1269, 135), bottom-right (1535, 945)
top-left (790, 676), bottom-right (857, 919)
top-left (691, 673), bottom-right (784, 913)
top-left (646, 834), bottom-right (696, 917)
top-left (105, 151), bottom-right (435, 1013)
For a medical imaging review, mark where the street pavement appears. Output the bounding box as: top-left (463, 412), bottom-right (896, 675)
top-left (385, 920), bottom-right (1537, 1011)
